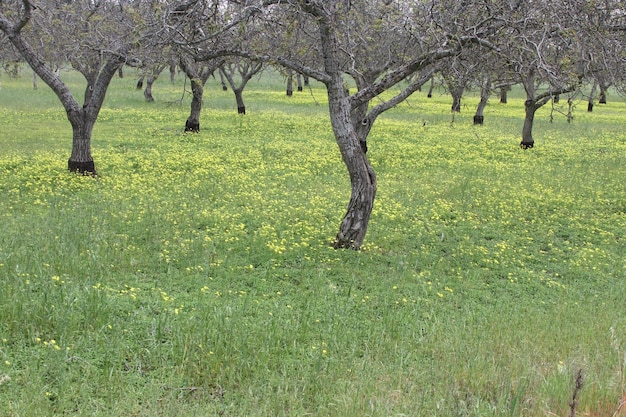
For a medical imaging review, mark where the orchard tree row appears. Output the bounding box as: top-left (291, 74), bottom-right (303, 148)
top-left (2, 0), bottom-right (626, 249)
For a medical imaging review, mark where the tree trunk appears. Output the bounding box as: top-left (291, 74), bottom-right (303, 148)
top-left (451, 95), bottom-right (461, 112)
top-left (450, 86), bottom-right (463, 113)
top-left (136, 75), bottom-right (144, 90)
top-left (427, 76), bottom-right (434, 98)
top-left (169, 64), bottom-right (176, 83)
top-left (598, 84), bottom-right (607, 104)
top-left (326, 75), bottom-right (376, 250)
top-left (68, 113), bottom-right (96, 174)
top-left (144, 75), bottom-right (155, 102)
top-left (286, 70), bottom-right (293, 96)
top-left (474, 78), bottom-right (491, 125)
top-left (588, 80), bottom-right (597, 112)
top-left (185, 77), bottom-right (203, 132)
top-left (474, 98), bottom-right (487, 125)
top-left (296, 73), bottom-right (303, 92)
top-left (118, 66), bottom-right (124, 78)
top-left (219, 70), bottom-right (228, 91)
top-left (234, 88), bottom-right (245, 114)
top-left (521, 100), bottom-right (537, 149)
top-left (499, 87), bottom-right (508, 104)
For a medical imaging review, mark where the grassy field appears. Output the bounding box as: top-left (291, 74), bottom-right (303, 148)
top-left (1, 67), bottom-right (625, 416)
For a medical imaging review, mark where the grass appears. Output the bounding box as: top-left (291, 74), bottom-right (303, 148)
top-left (1, 67), bottom-right (625, 416)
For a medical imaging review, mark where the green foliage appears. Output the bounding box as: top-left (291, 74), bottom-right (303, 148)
top-left (0, 68), bottom-right (625, 416)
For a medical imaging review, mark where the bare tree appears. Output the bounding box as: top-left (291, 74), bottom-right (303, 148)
top-left (491, 0), bottom-right (605, 148)
top-left (192, 0), bottom-right (500, 249)
top-left (0, 0), bottom-right (163, 174)
top-left (179, 56), bottom-right (223, 132)
top-left (219, 59), bottom-right (264, 114)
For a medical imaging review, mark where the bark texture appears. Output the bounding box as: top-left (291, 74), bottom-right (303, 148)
top-left (521, 99), bottom-right (537, 149)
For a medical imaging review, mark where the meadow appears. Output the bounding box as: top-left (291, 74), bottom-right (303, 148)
top-left (0, 68), bottom-right (625, 416)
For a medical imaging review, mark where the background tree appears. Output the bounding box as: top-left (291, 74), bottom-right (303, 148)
top-left (219, 58), bottom-right (264, 114)
top-left (170, 0), bottom-right (262, 130)
top-left (0, 0), bottom-right (164, 174)
top-left (491, 0), bottom-right (599, 148)
top-left (179, 56), bottom-right (223, 132)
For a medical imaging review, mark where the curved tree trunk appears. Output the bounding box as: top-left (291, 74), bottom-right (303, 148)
top-left (474, 98), bottom-right (487, 125)
top-left (234, 88), bottom-right (245, 114)
top-left (179, 58), bottom-right (223, 132)
top-left (474, 77), bottom-right (491, 125)
top-left (450, 86), bottom-right (463, 113)
top-left (331, 94), bottom-right (377, 250)
top-left (427, 76), bottom-right (434, 98)
top-left (320, 39), bottom-right (376, 249)
top-left (185, 77), bottom-right (203, 132)
top-left (521, 100), bottom-right (537, 149)
top-left (144, 75), bottom-right (155, 102)
top-left (219, 70), bottom-right (228, 91)
top-left (599, 83), bottom-right (607, 104)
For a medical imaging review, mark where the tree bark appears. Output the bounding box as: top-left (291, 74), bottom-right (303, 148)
top-left (144, 75), bottom-right (155, 102)
top-left (185, 77), bottom-right (203, 132)
top-left (598, 82), bottom-right (607, 104)
top-left (330, 89), bottom-right (377, 250)
top-left (499, 87), bottom-right (508, 103)
top-left (474, 77), bottom-right (491, 125)
top-left (234, 88), bottom-right (245, 114)
top-left (521, 100), bottom-right (537, 149)
top-left (169, 63), bottom-right (176, 83)
top-left (286, 69), bottom-right (294, 96)
top-left (450, 85), bottom-right (463, 113)
top-left (219, 70), bottom-right (228, 91)
top-left (296, 73), bottom-right (303, 92)
top-left (68, 114), bottom-right (96, 174)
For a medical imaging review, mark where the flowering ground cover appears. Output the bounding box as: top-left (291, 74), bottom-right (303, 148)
top-left (0, 69), bottom-right (625, 416)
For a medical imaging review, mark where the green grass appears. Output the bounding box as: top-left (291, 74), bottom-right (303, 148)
top-left (1, 67), bottom-right (625, 416)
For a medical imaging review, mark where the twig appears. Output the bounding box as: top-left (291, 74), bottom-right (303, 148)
top-left (162, 385), bottom-right (200, 392)
top-left (569, 369), bottom-right (584, 417)
top-left (612, 397), bottom-right (625, 417)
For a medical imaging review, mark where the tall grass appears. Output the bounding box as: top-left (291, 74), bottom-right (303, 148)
top-left (0, 67), bottom-right (625, 416)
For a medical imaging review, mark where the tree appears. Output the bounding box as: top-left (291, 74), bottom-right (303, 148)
top-left (219, 59), bottom-right (264, 114)
top-left (0, 0), bottom-right (162, 174)
top-left (169, 0), bottom-right (263, 130)
top-left (491, 0), bottom-right (605, 148)
top-left (179, 56), bottom-right (223, 132)
top-left (195, 0), bottom-right (500, 249)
